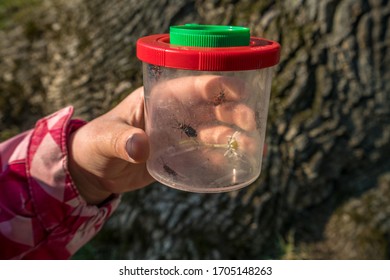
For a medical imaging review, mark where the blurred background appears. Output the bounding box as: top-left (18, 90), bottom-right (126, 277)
top-left (1, 0), bottom-right (389, 259)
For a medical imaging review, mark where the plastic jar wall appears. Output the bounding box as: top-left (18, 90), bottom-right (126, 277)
top-left (137, 24), bottom-right (280, 193)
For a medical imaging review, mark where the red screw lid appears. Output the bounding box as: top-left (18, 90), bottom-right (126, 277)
top-left (136, 26), bottom-right (281, 71)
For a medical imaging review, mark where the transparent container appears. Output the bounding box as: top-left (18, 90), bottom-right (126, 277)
top-left (137, 24), bottom-right (280, 193)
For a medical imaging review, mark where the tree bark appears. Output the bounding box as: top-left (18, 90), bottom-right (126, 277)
top-left (1, 0), bottom-right (389, 259)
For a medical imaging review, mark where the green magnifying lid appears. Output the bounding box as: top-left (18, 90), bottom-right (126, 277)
top-left (169, 24), bottom-right (250, 47)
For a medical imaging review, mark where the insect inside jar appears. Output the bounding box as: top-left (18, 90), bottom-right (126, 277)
top-left (160, 158), bottom-right (178, 177)
top-left (172, 118), bottom-right (198, 138)
top-left (148, 64), bottom-right (163, 79)
top-left (212, 88), bottom-right (227, 106)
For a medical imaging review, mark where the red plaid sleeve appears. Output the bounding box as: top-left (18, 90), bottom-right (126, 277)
top-left (0, 107), bottom-right (120, 259)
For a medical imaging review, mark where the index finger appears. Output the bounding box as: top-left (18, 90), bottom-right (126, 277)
top-left (150, 75), bottom-right (249, 105)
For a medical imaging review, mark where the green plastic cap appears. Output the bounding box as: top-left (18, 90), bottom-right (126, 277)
top-left (170, 24), bottom-right (250, 47)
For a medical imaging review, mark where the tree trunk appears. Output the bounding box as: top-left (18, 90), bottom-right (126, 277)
top-left (1, 0), bottom-right (389, 259)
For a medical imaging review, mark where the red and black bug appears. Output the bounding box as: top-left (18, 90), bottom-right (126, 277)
top-left (148, 64), bottom-right (163, 79)
top-left (212, 88), bottom-right (227, 106)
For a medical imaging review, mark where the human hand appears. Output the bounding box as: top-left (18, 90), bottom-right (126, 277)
top-left (68, 87), bottom-right (155, 205)
top-left (147, 75), bottom-right (259, 165)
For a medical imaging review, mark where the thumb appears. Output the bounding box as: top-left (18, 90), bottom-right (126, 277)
top-left (124, 130), bottom-right (150, 163)
top-left (97, 121), bottom-right (149, 164)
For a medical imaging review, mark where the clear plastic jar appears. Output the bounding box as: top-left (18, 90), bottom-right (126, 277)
top-left (137, 24), bottom-right (280, 193)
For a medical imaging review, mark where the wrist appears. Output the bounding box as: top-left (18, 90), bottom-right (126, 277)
top-left (67, 126), bottom-right (113, 205)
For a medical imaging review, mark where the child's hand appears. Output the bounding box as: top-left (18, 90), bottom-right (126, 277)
top-left (68, 87), bottom-right (154, 205)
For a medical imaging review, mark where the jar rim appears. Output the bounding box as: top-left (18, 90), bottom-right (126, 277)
top-left (136, 34), bottom-right (281, 71)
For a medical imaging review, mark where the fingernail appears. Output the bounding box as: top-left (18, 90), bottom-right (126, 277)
top-left (125, 135), bottom-right (136, 160)
top-left (125, 133), bottom-right (148, 162)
